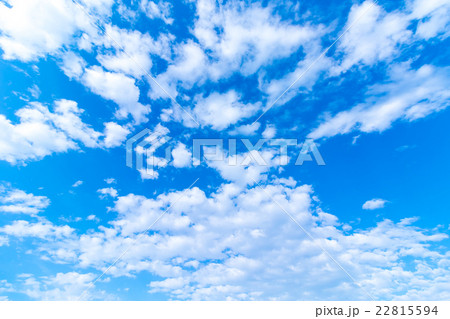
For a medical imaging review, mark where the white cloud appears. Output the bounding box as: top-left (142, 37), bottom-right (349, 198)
top-left (87, 214), bottom-right (99, 222)
top-left (150, 0), bottom-right (323, 104)
top-left (78, 0), bottom-right (114, 16)
top-left (28, 84), bottom-right (41, 99)
top-left (411, 0), bottom-right (450, 40)
top-left (72, 180), bottom-right (83, 188)
top-left (261, 38), bottom-right (331, 108)
top-left (362, 199), bottom-right (388, 210)
top-left (229, 123), bottom-right (261, 136)
top-left (261, 0), bottom-right (449, 110)
top-left (0, 106), bottom-right (74, 164)
top-left (204, 148), bottom-right (279, 186)
top-left (82, 66), bottom-right (150, 124)
top-left (0, 236), bottom-right (8, 247)
top-left (104, 178), bottom-right (116, 184)
top-left (333, 1), bottom-right (412, 74)
top-left (51, 100), bottom-right (101, 148)
top-left (0, 99), bottom-right (104, 164)
top-left (0, 280), bottom-right (13, 294)
top-left (262, 124), bottom-right (276, 139)
top-left (0, 185), bottom-right (50, 215)
top-left (192, 0), bottom-right (321, 77)
top-left (0, 220), bottom-right (73, 239)
top-left (1, 0), bottom-right (450, 302)
top-left (140, 0), bottom-right (173, 25)
top-left (97, 187), bottom-right (118, 198)
top-left (138, 168), bottom-right (159, 180)
top-left (103, 122), bottom-right (130, 148)
top-left (0, 0), bottom-right (116, 62)
top-left (59, 51), bottom-right (86, 79)
top-left (31, 179), bottom-right (450, 300)
top-left (18, 272), bottom-right (112, 300)
top-left (236, 0), bottom-right (449, 111)
top-left (96, 25), bottom-right (173, 78)
top-left (330, 0), bottom-right (450, 74)
top-left (192, 91), bottom-right (260, 130)
top-left (309, 63), bottom-right (450, 139)
top-left (0, 98), bottom-right (136, 164)
top-left (149, 41), bottom-right (207, 100)
top-left (171, 143), bottom-right (192, 168)
top-left (0, 0), bottom-right (90, 61)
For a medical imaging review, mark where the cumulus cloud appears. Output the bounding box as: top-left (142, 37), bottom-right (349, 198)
top-left (59, 51), bottom-right (86, 79)
top-left (309, 63), bottom-right (450, 139)
top-left (171, 143), bottom-right (192, 168)
top-left (228, 123), bottom-right (261, 136)
top-left (330, 0), bottom-right (450, 73)
top-left (191, 91), bottom-right (260, 130)
top-left (0, 0), bottom-right (116, 62)
top-left (362, 199), bottom-right (388, 210)
top-left (17, 272), bottom-right (111, 300)
top-left (0, 279), bottom-right (13, 295)
top-left (0, 220), bottom-right (74, 239)
top-left (97, 187), bottom-right (118, 199)
top-left (411, 0), bottom-right (450, 40)
top-left (82, 66), bottom-right (150, 124)
top-left (0, 98), bottom-right (135, 164)
top-left (87, 214), bottom-right (99, 222)
top-left (0, 236), bottom-right (9, 247)
top-left (1, 0), bottom-right (450, 302)
top-left (262, 124), bottom-right (276, 139)
top-left (0, 0), bottom-right (90, 61)
top-left (9, 178), bottom-right (446, 300)
top-left (104, 178), bottom-right (116, 184)
top-left (333, 1), bottom-right (412, 73)
top-left (204, 148), bottom-right (279, 186)
top-left (261, 0), bottom-right (450, 109)
top-left (140, 0), bottom-right (173, 25)
top-left (50, 100), bottom-right (101, 147)
top-left (96, 25), bottom-right (172, 78)
top-left (150, 0), bottom-right (324, 107)
top-left (192, 0), bottom-right (321, 77)
top-left (0, 185), bottom-right (50, 215)
top-left (103, 122), bottom-right (130, 148)
top-left (0, 99), bottom-right (104, 164)
top-left (0, 0), bottom-right (171, 128)
top-left (149, 40), bottom-right (207, 100)
top-left (72, 180), bottom-right (83, 188)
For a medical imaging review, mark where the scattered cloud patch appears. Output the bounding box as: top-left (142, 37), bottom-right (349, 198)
top-left (171, 143), bottom-right (192, 168)
top-left (0, 185), bottom-right (50, 215)
top-left (104, 178), bottom-right (116, 185)
top-left (309, 64), bottom-right (450, 139)
top-left (97, 187), bottom-right (118, 199)
top-left (24, 180), bottom-right (450, 300)
top-left (140, 0), bottom-right (173, 25)
top-left (0, 99), bottom-right (102, 164)
top-left (363, 198), bottom-right (388, 210)
top-left (72, 180), bottom-right (83, 188)
top-left (103, 122), bottom-right (130, 148)
top-left (82, 66), bottom-right (150, 124)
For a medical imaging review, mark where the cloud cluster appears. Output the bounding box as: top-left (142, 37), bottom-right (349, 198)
top-left (362, 199), bottom-right (388, 210)
top-left (0, 185), bottom-right (50, 215)
top-left (0, 0), bottom-right (91, 61)
top-left (309, 63), bottom-right (450, 139)
top-left (3, 180), bottom-right (447, 300)
top-left (16, 272), bottom-right (112, 301)
top-left (0, 99), bottom-right (133, 164)
top-left (0, 0), bottom-right (450, 302)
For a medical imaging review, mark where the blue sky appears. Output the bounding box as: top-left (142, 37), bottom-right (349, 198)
top-left (0, 0), bottom-right (449, 300)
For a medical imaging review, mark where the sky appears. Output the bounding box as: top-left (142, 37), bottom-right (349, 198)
top-left (0, 0), bottom-right (449, 300)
